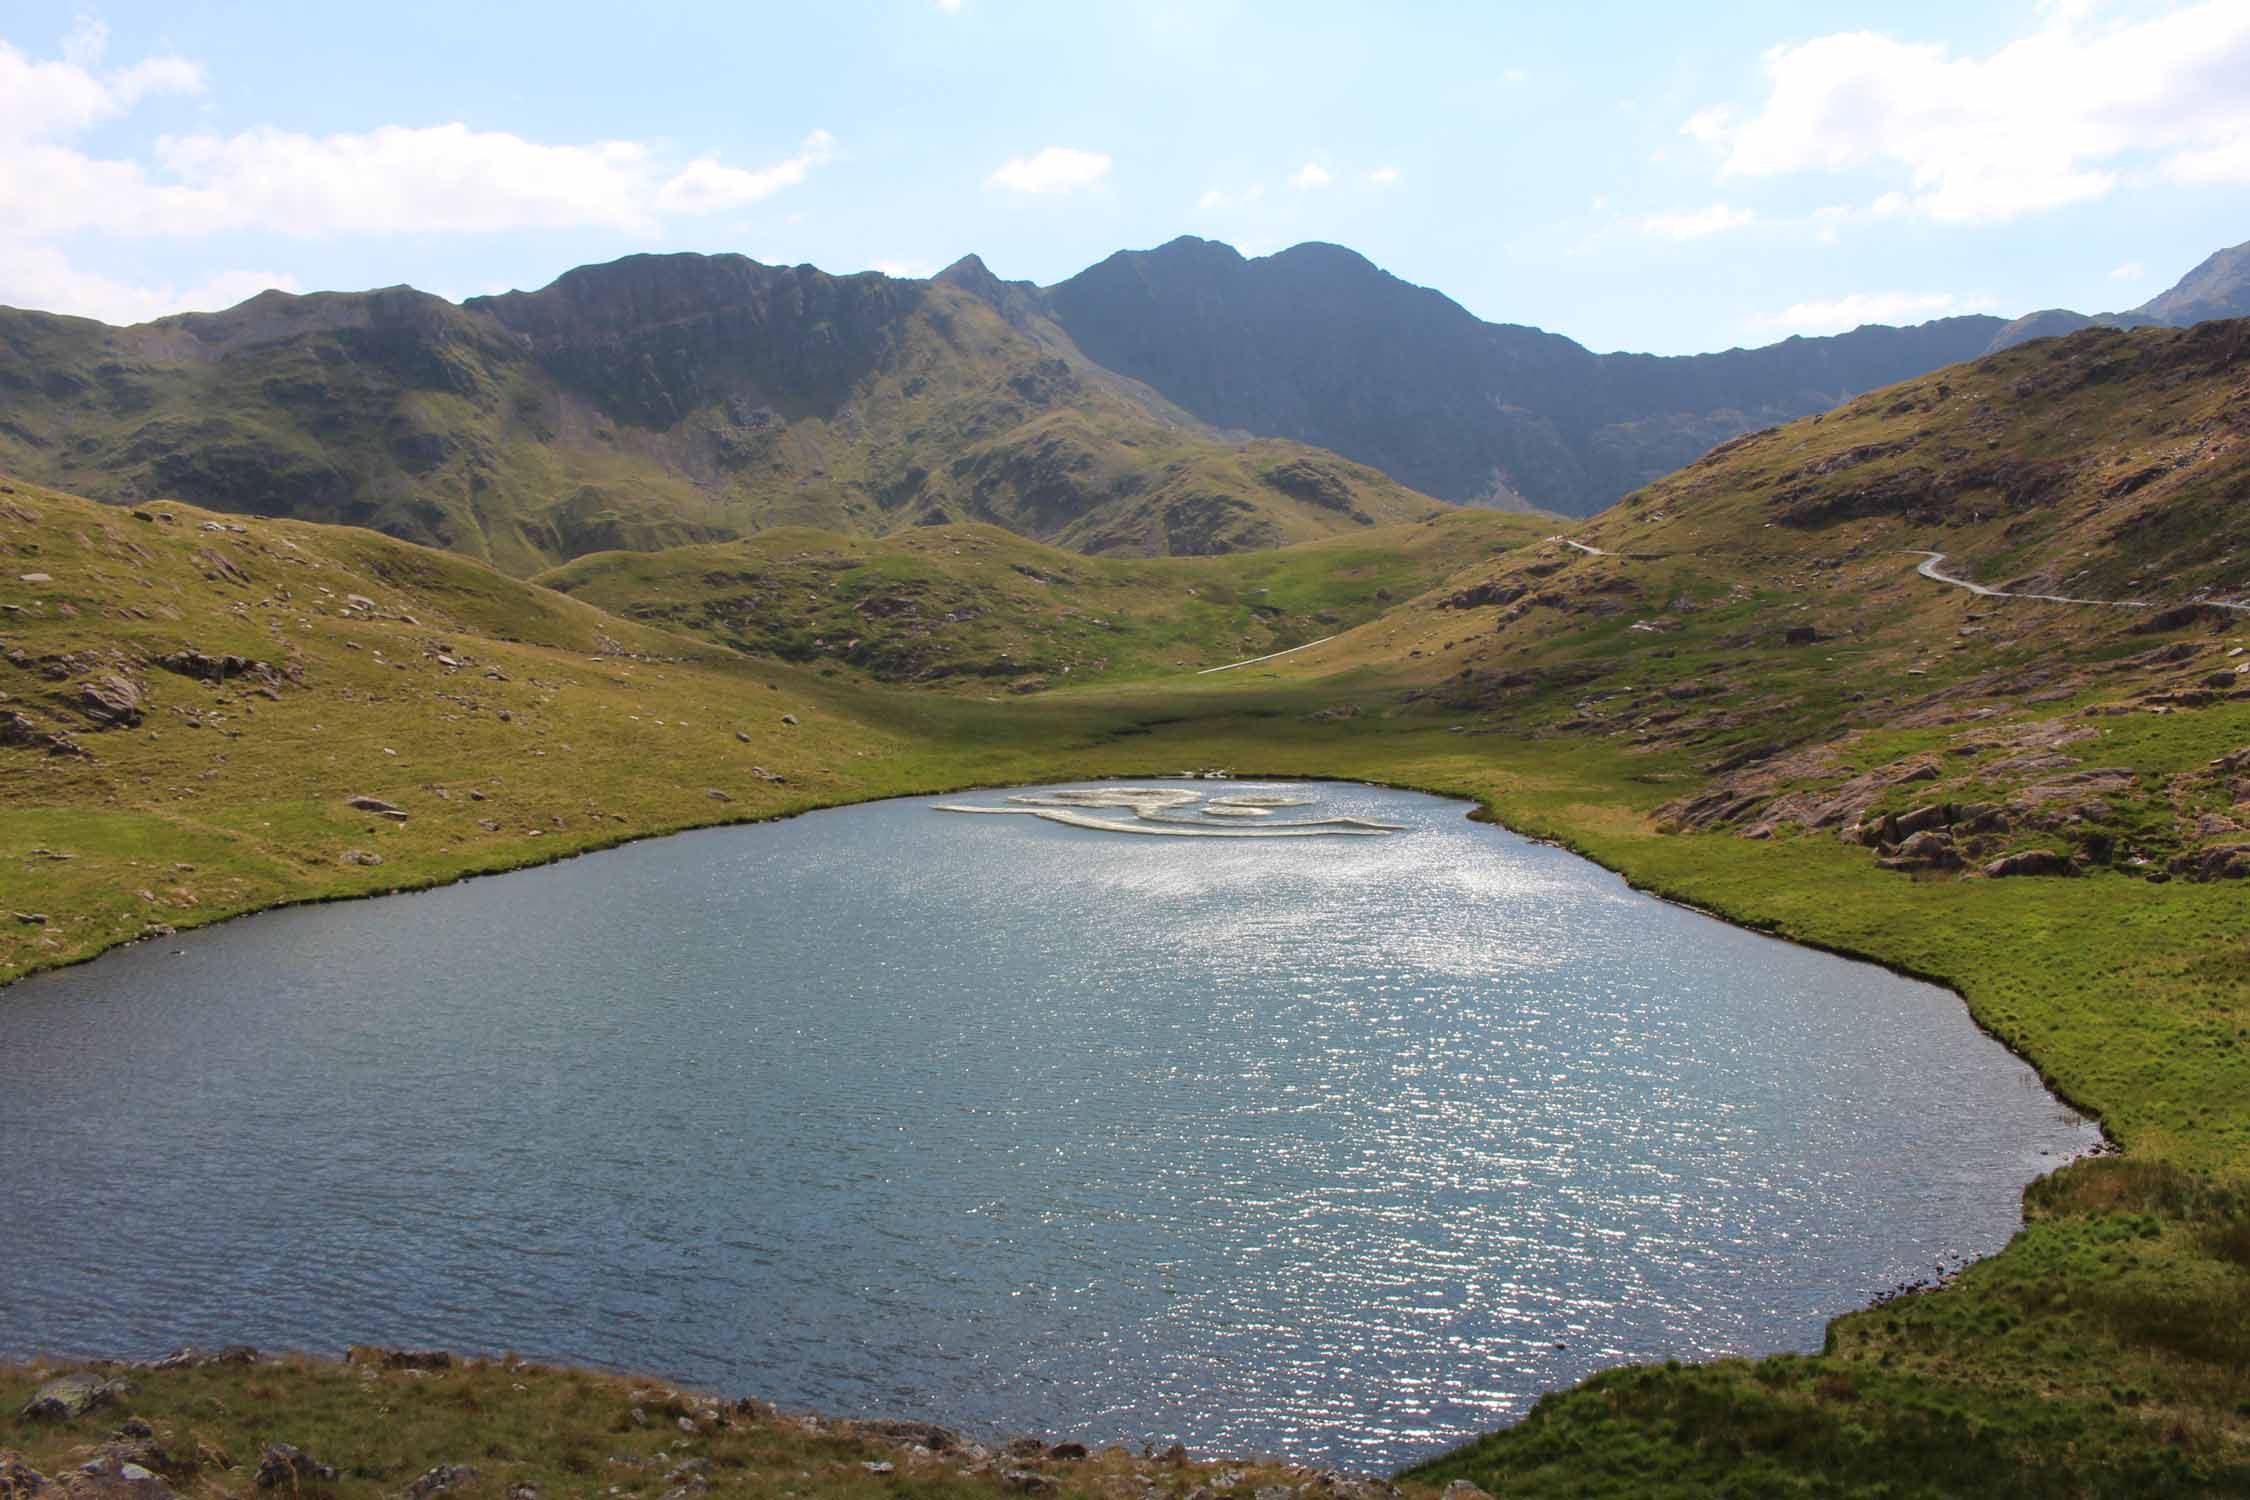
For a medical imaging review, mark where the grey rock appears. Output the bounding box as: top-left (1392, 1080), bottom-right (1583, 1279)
top-left (74, 674), bottom-right (143, 729)
top-left (19, 1373), bottom-right (127, 1422)
top-left (255, 1444), bottom-right (337, 1489)
top-left (402, 1464), bottom-right (478, 1499)
top-left (1983, 849), bottom-right (2077, 878)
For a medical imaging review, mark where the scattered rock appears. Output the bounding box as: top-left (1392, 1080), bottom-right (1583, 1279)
top-left (345, 795), bottom-right (408, 819)
top-left (1000, 1471), bottom-right (1055, 1495)
top-left (255, 1446), bottom-right (336, 1490)
top-left (17, 573), bottom-right (51, 585)
top-left (13, 912), bottom-right (47, 925)
top-left (780, 713), bottom-right (798, 726)
top-left (401, 1464), bottom-right (479, 1499)
top-left (706, 788), bottom-right (733, 803)
top-left (205, 1346), bottom-right (257, 1365)
top-left (749, 766), bottom-right (785, 783)
top-left (340, 850), bottom-right (383, 867)
top-left (1046, 1443), bottom-right (1089, 1462)
top-left (1438, 1483), bottom-right (1491, 1500)
top-left (0, 1451), bottom-right (49, 1495)
top-left (346, 1346), bottom-right (451, 1371)
top-left (57, 1457), bottom-right (174, 1499)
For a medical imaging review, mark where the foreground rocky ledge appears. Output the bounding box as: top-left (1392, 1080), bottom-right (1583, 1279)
top-left (3, 1347), bottom-right (1454, 1500)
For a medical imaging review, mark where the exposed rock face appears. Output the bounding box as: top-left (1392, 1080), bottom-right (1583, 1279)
top-left (402, 1465), bottom-right (478, 1498)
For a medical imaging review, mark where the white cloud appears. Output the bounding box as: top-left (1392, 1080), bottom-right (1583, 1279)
top-left (1639, 202), bottom-right (1754, 240)
top-left (869, 258), bottom-right (934, 278)
top-left (0, 242), bottom-right (297, 324)
top-left (0, 34), bottom-right (203, 142)
top-left (1687, 2), bottom-right (2250, 222)
top-left (1368, 165), bottom-right (1400, 186)
top-left (2108, 260), bottom-right (2145, 282)
top-left (987, 145), bottom-right (1110, 194)
top-left (59, 15), bottom-right (108, 68)
top-left (1754, 290), bottom-right (1993, 336)
top-left (0, 28), bottom-right (836, 322)
top-left (1501, 66), bottom-right (1528, 86)
top-left (1290, 161), bottom-right (1331, 189)
top-left (1197, 188), bottom-right (1228, 209)
top-left (935, 0), bottom-right (965, 10)
top-left (654, 130), bottom-right (833, 214)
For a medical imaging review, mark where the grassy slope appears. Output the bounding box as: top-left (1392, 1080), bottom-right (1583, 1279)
top-left (535, 510), bottom-right (1548, 688)
top-left (4, 321), bottom-right (2248, 1496)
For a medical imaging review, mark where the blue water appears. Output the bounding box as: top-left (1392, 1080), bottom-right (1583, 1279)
top-left (0, 782), bottom-right (2095, 1467)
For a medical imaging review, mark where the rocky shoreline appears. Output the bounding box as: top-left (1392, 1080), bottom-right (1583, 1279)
top-left (4, 1346), bottom-right (1456, 1500)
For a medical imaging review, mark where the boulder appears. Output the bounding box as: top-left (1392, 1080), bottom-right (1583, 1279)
top-left (1983, 849), bottom-right (2076, 878)
top-left (73, 675), bottom-right (142, 729)
top-left (345, 795), bottom-right (407, 818)
top-left (1881, 830), bottom-right (1961, 870)
top-left (339, 850), bottom-right (382, 867)
top-left (255, 1446), bottom-right (336, 1490)
top-left (19, 1374), bottom-right (127, 1422)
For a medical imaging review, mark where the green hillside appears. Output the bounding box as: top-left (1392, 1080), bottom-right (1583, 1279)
top-left (0, 255), bottom-right (1444, 575)
top-left (536, 509), bottom-right (1547, 688)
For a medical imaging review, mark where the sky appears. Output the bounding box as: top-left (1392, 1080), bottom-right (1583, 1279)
top-left (2, 0), bottom-right (2246, 355)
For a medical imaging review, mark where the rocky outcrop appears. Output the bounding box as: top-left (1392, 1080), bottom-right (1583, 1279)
top-left (2167, 843), bottom-right (2250, 881)
top-left (72, 675), bottom-right (142, 729)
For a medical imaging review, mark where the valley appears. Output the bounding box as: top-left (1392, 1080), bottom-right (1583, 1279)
top-left (3, 294), bottom-right (2248, 1495)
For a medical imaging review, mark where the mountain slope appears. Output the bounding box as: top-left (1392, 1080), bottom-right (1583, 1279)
top-left (0, 254), bottom-right (1444, 575)
top-left (1036, 236), bottom-right (2009, 516)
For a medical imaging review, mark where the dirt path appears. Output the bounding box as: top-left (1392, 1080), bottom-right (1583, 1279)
top-left (1907, 550), bottom-right (2150, 608)
top-left (1197, 633), bottom-right (1341, 675)
top-left (1555, 538), bottom-right (1608, 557)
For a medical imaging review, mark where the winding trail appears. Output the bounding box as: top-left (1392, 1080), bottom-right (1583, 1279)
top-left (1555, 538), bottom-right (1609, 557)
top-left (1197, 634), bottom-right (1340, 675)
top-left (1907, 550), bottom-right (2250, 615)
top-left (1907, 550), bottom-right (2148, 608)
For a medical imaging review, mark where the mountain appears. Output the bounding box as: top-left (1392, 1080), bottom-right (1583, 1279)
top-left (1034, 237), bottom-right (2009, 516)
top-left (0, 253), bottom-right (1442, 575)
top-left (1980, 237), bottom-right (2249, 353)
top-left (1032, 235), bottom-right (2250, 518)
top-left (4, 234), bottom-right (2244, 561)
top-left (2134, 238), bottom-right (2250, 324)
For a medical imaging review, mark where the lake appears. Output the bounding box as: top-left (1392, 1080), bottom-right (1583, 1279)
top-left (0, 782), bottom-right (2096, 1468)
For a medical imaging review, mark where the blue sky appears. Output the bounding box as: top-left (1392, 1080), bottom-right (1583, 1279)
top-left (2, 0), bottom-right (2245, 353)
